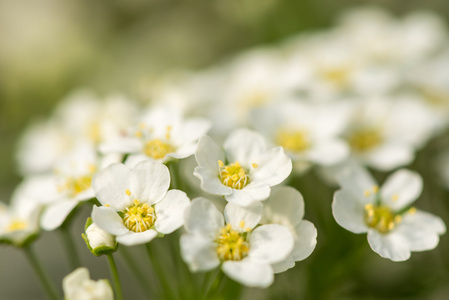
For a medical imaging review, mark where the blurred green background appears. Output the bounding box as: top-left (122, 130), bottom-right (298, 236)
top-left (1, 0), bottom-right (449, 299)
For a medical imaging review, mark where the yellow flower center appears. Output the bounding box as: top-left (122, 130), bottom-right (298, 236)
top-left (216, 224), bottom-right (250, 261)
top-left (320, 67), bottom-right (351, 88)
top-left (348, 128), bottom-right (383, 152)
top-left (364, 204), bottom-right (401, 234)
top-left (7, 219), bottom-right (27, 233)
top-left (57, 164), bottom-right (96, 197)
top-left (218, 160), bottom-right (250, 189)
top-left (276, 129), bottom-right (310, 153)
top-left (143, 139), bottom-right (175, 160)
top-left (122, 199), bottom-right (156, 233)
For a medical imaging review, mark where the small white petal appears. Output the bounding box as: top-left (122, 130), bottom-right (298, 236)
top-left (225, 182), bottom-right (271, 207)
top-left (194, 167), bottom-right (233, 196)
top-left (41, 200), bottom-right (78, 231)
top-left (248, 224), bottom-right (294, 264)
top-left (195, 135), bottom-right (225, 170)
top-left (291, 220), bottom-right (317, 261)
top-left (367, 230), bottom-right (411, 261)
top-left (171, 118), bottom-right (211, 147)
top-left (380, 169), bottom-right (422, 211)
top-left (272, 256), bottom-right (295, 274)
top-left (99, 137), bottom-right (142, 154)
top-left (251, 147), bottom-right (292, 186)
top-left (309, 139), bottom-right (350, 166)
top-left (363, 143), bottom-right (414, 171)
top-left (130, 160), bottom-right (170, 205)
top-left (180, 233), bottom-right (220, 272)
top-left (224, 129), bottom-right (267, 164)
top-left (332, 189), bottom-right (368, 234)
top-left (155, 190), bottom-right (190, 234)
top-left (224, 202), bottom-right (263, 231)
top-left (92, 163), bottom-right (131, 211)
top-left (116, 229), bottom-right (158, 246)
top-left (92, 206), bottom-right (129, 236)
top-left (184, 198), bottom-right (224, 240)
top-left (262, 186), bottom-right (305, 226)
top-left (124, 154), bottom-right (151, 168)
top-left (336, 160), bottom-right (376, 203)
top-left (222, 260), bottom-right (274, 288)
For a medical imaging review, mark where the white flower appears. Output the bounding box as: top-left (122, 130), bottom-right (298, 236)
top-left (0, 179), bottom-right (43, 247)
top-left (100, 106), bottom-right (211, 166)
top-left (332, 162), bottom-right (446, 261)
top-left (250, 100), bottom-right (350, 171)
top-left (194, 128), bottom-right (292, 207)
top-left (82, 219), bottom-right (117, 256)
top-left (180, 198), bottom-right (294, 288)
top-left (63, 267), bottom-right (113, 300)
top-left (260, 186), bottom-right (317, 273)
top-left (91, 160), bottom-right (190, 246)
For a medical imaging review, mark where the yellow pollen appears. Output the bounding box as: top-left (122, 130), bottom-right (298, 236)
top-left (276, 129), bottom-right (309, 153)
top-left (364, 190), bottom-right (371, 197)
top-left (408, 207), bottom-right (417, 215)
top-left (143, 139), bottom-right (175, 160)
top-left (62, 174), bottom-right (93, 197)
top-left (392, 194), bottom-right (399, 202)
top-left (216, 224), bottom-right (250, 261)
top-left (239, 221), bottom-right (245, 228)
top-left (122, 199), bottom-right (156, 233)
top-left (372, 186), bottom-right (379, 193)
top-left (7, 220), bottom-right (27, 232)
top-left (135, 131), bottom-right (143, 138)
top-left (364, 204), bottom-right (400, 234)
top-left (125, 189), bottom-right (131, 196)
top-left (105, 204), bottom-right (110, 207)
top-left (348, 128), bottom-right (383, 152)
top-left (219, 161), bottom-right (250, 189)
top-left (165, 126), bottom-right (172, 140)
top-left (321, 67), bottom-right (351, 87)
top-left (252, 163), bottom-right (258, 168)
top-left (139, 122), bottom-right (146, 129)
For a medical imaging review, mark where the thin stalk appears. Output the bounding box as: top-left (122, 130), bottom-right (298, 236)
top-left (119, 246), bottom-right (153, 299)
top-left (205, 269), bottom-right (224, 299)
top-left (107, 254), bottom-right (123, 300)
top-left (202, 268), bottom-right (220, 300)
top-left (168, 161), bottom-right (180, 190)
top-left (146, 243), bottom-right (177, 300)
top-left (59, 225), bottom-right (81, 269)
top-left (23, 246), bottom-right (60, 300)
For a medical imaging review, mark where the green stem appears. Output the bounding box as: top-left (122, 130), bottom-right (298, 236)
top-left (168, 161), bottom-right (180, 190)
top-left (107, 254), bottom-right (123, 300)
top-left (146, 243), bottom-right (177, 300)
top-left (202, 268), bottom-right (219, 300)
top-left (60, 225), bottom-right (82, 269)
top-left (119, 247), bottom-right (153, 299)
top-left (23, 246), bottom-right (60, 300)
top-left (206, 269), bottom-right (224, 299)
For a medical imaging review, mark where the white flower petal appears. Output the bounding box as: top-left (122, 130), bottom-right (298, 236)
top-left (291, 220), bottom-right (317, 261)
top-left (309, 139), bottom-right (350, 166)
top-left (180, 233), bottom-right (220, 272)
top-left (225, 182), bottom-right (271, 207)
top-left (169, 143), bottom-right (196, 160)
top-left (155, 190), bottom-right (190, 234)
top-left (251, 147), bottom-right (292, 186)
top-left (130, 160), bottom-right (170, 205)
top-left (171, 118), bottom-right (211, 147)
top-left (116, 229), bottom-right (158, 246)
top-left (363, 143), bottom-right (414, 171)
top-left (262, 186), bottom-right (305, 226)
top-left (41, 200), bottom-right (78, 231)
top-left (224, 202), bottom-right (263, 231)
top-left (222, 260), bottom-right (274, 288)
top-left (184, 198), bottom-right (224, 239)
top-left (194, 167), bottom-right (233, 196)
top-left (92, 163), bottom-right (131, 211)
top-left (367, 230), bottom-right (411, 261)
top-left (224, 129), bottom-right (267, 164)
top-left (124, 154), bottom-right (151, 168)
top-left (248, 224), bottom-right (294, 264)
top-left (195, 135), bottom-right (225, 170)
top-left (380, 169), bottom-right (422, 211)
top-left (336, 160), bottom-right (376, 203)
top-left (272, 256), bottom-right (295, 274)
top-left (92, 205), bottom-right (129, 236)
top-left (99, 137), bottom-right (142, 154)
top-left (332, 189), bottom-right (368, 234)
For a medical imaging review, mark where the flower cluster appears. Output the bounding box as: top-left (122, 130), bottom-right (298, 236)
top-left (1, 6), bottom-right (448, 300)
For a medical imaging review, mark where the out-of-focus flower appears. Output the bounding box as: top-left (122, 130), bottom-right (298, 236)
top-left (63, 267), bottom-right (113, 300)
top-left (180, 198), bottom-right (293, 288)
top-left (82, 218), bottom-right (117, 257)
top-left (100, 106), bottom-right (211, 166)
top-left (194, 129), bottom-right (292, 207)
top-left (92, 160), bottom-right (190, 246)
top-left (251, 100), bottom-right (349, 172)
top-left (332, 162), bottom-right (446, 261)
top-left (261, 186), bottom-right (317, 273)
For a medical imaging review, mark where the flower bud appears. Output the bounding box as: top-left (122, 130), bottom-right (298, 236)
top-left (63, 267), bottom-right (113, 300)
top-left (82, 218), bottom-right (117, 256)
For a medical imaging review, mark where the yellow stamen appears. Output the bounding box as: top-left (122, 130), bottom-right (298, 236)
top-left (122, 199), bottom-right (156, 233)
top-left (219, 161), bottom-right (250, 190)
top-left (143, 139), bottom-right (174, 160)
top-left (408, 207), bottom-right (417, 215)
top-left (216, 224), bottom-right (250, 261)
top-left (252, 163), bottom-right (258, 168)
top-left (392, 194), bottom-right (399, 202)
top-left (125, 189), bottom-right (131, 196)
top-left (276, 129), bottom-right (309, 152)
top-left (7, 220), bottom-right (27, 232)
top-left (348, 128), bottom-right (383, 152)
top-left (364, 204), bottom-right (400, 234)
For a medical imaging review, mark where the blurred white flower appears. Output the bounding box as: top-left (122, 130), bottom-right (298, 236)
top-left (180, 197), bottom-right (294, 288)
top-left (194, 128), bottom-right (292, 207)
top-left (63, 267), bottom-right (113, 300)
top-left (251, 100), bottom-right (350, 172)
top-left (92, 160), bottom-right (190, 246)
top-left (332, 162), bottom-right (446, 261)
top-left (100, 106), bottom-right (211, 166)
top-left (260, 186), bottom-right (317, 273)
